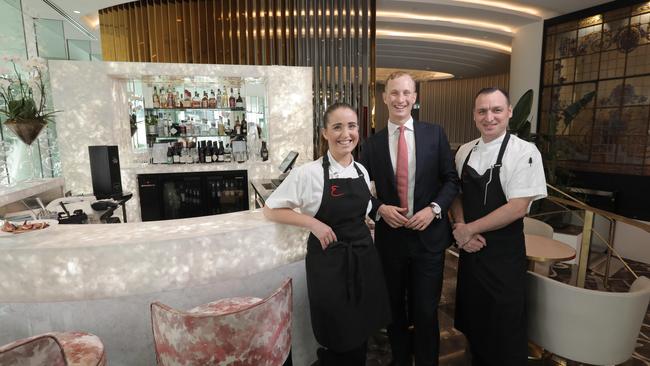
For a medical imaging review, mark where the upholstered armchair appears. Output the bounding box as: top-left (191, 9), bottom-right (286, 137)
top-left (0, 332), bottom-right (106, 366)
top-left (151, 278), bottom-right (292, 366)
top-left (527, 271), bottom-right (650, 365)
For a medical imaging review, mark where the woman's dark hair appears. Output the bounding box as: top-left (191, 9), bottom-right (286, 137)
top-left (319, 102), bottom-right (357, 156)
top-left (474, 87), bottom-right (510, 104)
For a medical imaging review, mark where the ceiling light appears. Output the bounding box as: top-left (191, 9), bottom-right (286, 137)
top-left (73, 10), bottom-right (80, 14)
top-left (453, 0), bottom-right (540, 16)
top-left (377, 10), bottom-right (513, 34)
top-left (377, 29), bottom-right (511, 53)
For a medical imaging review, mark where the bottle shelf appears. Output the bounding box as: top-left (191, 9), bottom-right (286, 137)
top-left (154, 134), bottom-right (235, 139)
top-left (146, 107), bottom-right (246, 112)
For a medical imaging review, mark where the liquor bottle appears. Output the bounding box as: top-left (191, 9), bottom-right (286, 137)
top-left (160, 87), bottom-right (168, 108)
top-left (166, 85), bottom-right (174, 108)
top-left (152, 86), bottom-right (160, 108)
top-left (208, 89), bottom-right (217, 108)
top-left (201, 91), bottom-right (209, 108)
top-left (235, 89), bottom-right (244, 110)
top-left (211, 140), bottom-right (218, 162)
top-left (260, 140), bottom-right (269, 161)
top-left (222, 88), bottom-right (229, 109)
top-left (217, 117), bottom-right (225, 135)
top-left (216, 88), bottom-right (222, 108)
top-left (229, 88), bottom-right (236, 109)
top-left (175, 90), bottom-right (181, 108)
top-left (183, 89), bottom-right (192, 107)
top-left (179, 120), bottom-right (187, 136)
top-left (234, 117), bottom-right (241, 135)
top-left (191, 91), bottom-right (201, 108)
top-left (225, 119), bottom-right (232, 135)
top-left (166, 143), bottom-right (173, 163)
top-left (169, 120), bottom-right (180, 137)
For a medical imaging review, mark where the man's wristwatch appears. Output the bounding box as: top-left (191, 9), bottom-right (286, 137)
top-left (429, 202), bottom-right (442, 219)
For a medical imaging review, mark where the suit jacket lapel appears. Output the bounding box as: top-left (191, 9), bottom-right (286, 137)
top-left (378, 128), bottom-right (396, 190)
top-left (414, 121), bottom-right (425, 186)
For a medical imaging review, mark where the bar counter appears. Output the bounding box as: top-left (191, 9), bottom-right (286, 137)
top-left (0, 210), bottom-right (317, 365)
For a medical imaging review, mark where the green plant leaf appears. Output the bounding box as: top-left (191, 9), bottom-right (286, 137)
top-left (509, 89), bottom-right (533, 140)
top-left (562, 90), bottom-right (596, 125)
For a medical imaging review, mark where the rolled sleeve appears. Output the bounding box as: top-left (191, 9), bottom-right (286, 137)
top-left (506, 147), bottom-right (547, 202)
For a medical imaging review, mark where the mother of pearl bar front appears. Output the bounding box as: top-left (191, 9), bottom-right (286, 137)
top-left (0, 210), bottom-right (308, 302)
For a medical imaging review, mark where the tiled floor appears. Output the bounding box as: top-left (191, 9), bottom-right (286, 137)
top-left (362, 250), bottom-right (650, 366)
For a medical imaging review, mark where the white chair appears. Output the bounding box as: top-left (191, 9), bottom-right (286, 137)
top-left (523, 217), bottom-right (554, 238)
top-left (527, 271), bottom-right (650, 365)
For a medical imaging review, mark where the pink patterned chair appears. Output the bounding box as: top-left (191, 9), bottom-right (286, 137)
top-left (0, 331), bottom-right (107, 366)
top-left (151, 278), bottom-right (293, 366)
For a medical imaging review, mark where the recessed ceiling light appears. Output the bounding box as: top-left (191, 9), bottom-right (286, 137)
top-left (377, 29), bottom-right (512, 53)
top-left (377, 10), bottom-right (513, 34)
top-left (73, 10), bottom-right (80, 14)
top-left (453, 0), bottom-right (540, 16)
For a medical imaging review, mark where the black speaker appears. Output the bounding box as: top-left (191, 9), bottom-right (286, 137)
top-left (88, 145), bottom-right (123, 199)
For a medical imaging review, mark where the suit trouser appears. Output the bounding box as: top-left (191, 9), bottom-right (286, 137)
top-left (378, 229), bottom-right (445, 366)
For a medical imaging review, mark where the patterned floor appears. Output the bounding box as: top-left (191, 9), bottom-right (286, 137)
top-left (363, 251), bottom-right (650, 366)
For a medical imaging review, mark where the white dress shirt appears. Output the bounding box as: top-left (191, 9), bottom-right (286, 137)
top-left (455, 132), bottom-right (547, 205)
top-left (387, 118), bottom-right (416, 217)
top-left (265, 150), bottom-right (372, 217)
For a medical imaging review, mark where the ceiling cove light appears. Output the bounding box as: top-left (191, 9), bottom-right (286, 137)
top-left (73, 10), bottom-right (80, 14)
top-left (453, 0), bottom-right (540, 16)
top-left (377, 10), bottom-right (513, 34)
top-left (377, 29), bottom-right (511, 53)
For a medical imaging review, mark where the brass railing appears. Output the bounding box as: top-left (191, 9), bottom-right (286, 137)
top-left (531, 184), bottom-right (650, 288)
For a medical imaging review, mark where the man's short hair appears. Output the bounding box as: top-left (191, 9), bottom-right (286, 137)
top-left (474, 87), bottom-right (510, 104)
top-left (385, 71), bottom-right (416, 90)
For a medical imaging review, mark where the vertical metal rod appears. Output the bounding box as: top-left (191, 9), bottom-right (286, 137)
top-left (603, 220), bottom-right (617, 289)
top-left (577, 210), bottom-right (594, 288)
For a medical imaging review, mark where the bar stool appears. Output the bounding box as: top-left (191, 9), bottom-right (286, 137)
top-left (0, 331), bottom-right (107, 366)
top-left (151, 278), bottom-right (293, 366)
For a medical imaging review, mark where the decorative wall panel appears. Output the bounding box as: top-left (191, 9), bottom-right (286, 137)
top-left (99, 0), bottom-right (375, 157)
top-left (541, 0), bottom-right (650, 175)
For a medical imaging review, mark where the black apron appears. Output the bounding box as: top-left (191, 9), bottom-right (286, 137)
top-left (305, 155), bottom-right (391, 352)
top-left (454, 133), bottom-right (527, 365)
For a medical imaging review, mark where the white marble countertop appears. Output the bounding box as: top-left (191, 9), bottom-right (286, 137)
top-left (0, 178), bottom-right (65, 208)
top-left (0, 209), bottom-right (308, 302)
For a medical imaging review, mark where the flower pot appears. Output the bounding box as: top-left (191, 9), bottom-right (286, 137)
top-left (3, 118), bottom-right (48, 145)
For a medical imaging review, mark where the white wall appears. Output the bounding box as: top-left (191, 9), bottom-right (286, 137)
top-left (613, 220), bottom-right (650, 265)
top-left (509, 21), bottom-right (543, 131)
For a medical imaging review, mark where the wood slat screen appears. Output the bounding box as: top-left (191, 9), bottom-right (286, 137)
top-left (418, 73), bottom-right (510, 146)
top-left (99, 0), bottom-right (375, 158)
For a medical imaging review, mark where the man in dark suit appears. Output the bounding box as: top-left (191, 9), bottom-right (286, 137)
top-left (360, 71), bottom-right (459, 366)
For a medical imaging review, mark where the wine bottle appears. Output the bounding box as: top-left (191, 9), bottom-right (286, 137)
top-left (241, 115), bottom-right (247, 136)
top-left (261, 140), bottom-right (269, 161)
top-left (166, 85), bottom-right (174, 108)
top-left (218, 141), bottom-right (225, 162)
top-left (236, 89), bottom-right (244, 110)
top-left (166, 143), bottom-right (173, 164)
top-left (183, 89), bottom-right (192, 107)
top-left (206, 141), bottom-right (213, 163)
top-left (216, 88), bottom-right (222, 108)
top-left (211, 140), bottom-right (218, 163)
top-left (172, 144), bottom-right (181, 164)
top-left (222, 88), bottom-right (229, 109)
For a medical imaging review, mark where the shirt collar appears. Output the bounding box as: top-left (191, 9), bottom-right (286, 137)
top-left (478, 131), bottom-right (507, 148)
top-left (388, 117), bottom-right (414, 135)
top-left (327, 150), bottom-right (354, 172)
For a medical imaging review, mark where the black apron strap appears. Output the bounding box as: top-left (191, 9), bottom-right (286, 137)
top-left (462, 140), bottom-right (480, 172)
top-left (494, 132), bottom-right (510, 168)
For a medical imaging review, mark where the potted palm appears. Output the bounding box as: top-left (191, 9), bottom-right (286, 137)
top-left (0, 57), bottom-right (58, 145)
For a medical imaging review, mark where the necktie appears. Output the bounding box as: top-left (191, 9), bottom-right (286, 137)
top-left (396, 125), bottom-right (408, 211)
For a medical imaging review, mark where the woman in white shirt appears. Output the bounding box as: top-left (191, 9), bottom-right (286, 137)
top-left (264, 103), bottom-right (390, 366)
